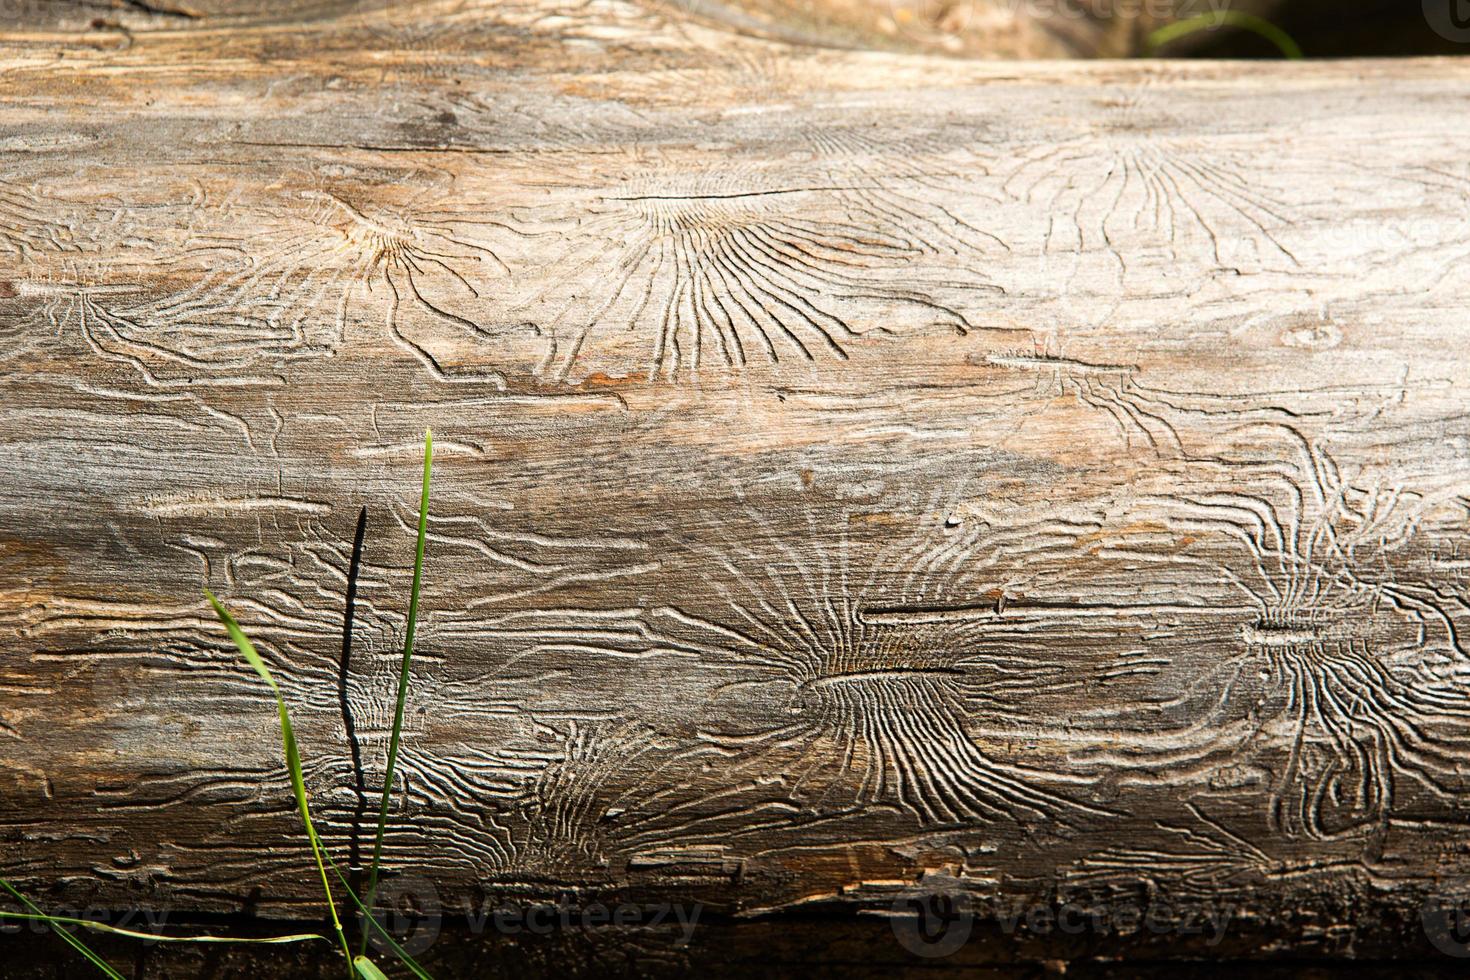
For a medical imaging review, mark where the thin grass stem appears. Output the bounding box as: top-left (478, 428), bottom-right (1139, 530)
top-left (1148, 11), bottom-right (1303, 59)
top-left (360, 428), bottom-right (433, 957)
top-left (205, 590), bottom-right (355, 971)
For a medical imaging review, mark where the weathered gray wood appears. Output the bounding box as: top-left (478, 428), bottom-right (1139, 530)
top-left (2, 0), bottom-right (1470, 958)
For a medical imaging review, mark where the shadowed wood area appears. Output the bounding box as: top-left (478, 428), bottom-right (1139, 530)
top-left (3, 0), bottom-right (1470, 970)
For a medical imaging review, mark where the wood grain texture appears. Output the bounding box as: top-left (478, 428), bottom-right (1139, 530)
top-left (2, 0), bottom-right (1470, 958)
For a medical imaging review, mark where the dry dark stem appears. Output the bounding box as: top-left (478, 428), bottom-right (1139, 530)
top-left (339, 505), bottom-right (370, 916)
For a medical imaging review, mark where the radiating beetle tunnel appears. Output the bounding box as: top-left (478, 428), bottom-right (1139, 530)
top-left (495, 163), bottom-right (1005, 383)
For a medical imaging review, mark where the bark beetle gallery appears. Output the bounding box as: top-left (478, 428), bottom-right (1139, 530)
top-left (2, 0), bottom-right (1470, 973)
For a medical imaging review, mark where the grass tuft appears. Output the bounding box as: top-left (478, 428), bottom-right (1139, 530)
top-left (9, 430), bottom-right (437, 978)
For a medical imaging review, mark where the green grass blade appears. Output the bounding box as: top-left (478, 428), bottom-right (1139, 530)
top-left (205, 589), bottom-right (354, 968)
top-left (0, 911), bottom-right (325, 945)
top-left (360, 428), bottom-right (432, 956)
top-left (354, 956), bottom-right (391, 979)
top-left (0, 879), bottom-right (126, 979)
top-left (206, 588), bottom-right (279, 694)
top-left (1148, 11), bottom-right (1303, 59)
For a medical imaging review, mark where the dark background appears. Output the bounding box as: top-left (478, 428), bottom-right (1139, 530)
top-left (1175, 1), bottom-right (1465, 57)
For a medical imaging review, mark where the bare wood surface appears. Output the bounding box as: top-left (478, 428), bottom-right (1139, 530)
top-left (3, 1), bottom-right (1470, 954)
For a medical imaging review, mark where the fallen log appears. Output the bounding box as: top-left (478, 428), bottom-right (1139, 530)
top-left (2, 0), bottom-right (1470, 966)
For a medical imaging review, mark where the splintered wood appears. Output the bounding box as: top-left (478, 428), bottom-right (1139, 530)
top-left (2, 0), bottom-right (1470, 952)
